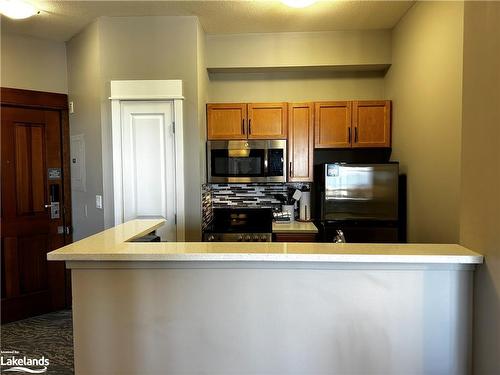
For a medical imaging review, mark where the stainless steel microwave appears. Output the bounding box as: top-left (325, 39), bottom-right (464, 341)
top-left (207, 140), bottom-right (287, 183)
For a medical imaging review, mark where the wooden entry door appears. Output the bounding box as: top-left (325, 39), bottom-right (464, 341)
top-left (1, 88), bottom-right (71, 323)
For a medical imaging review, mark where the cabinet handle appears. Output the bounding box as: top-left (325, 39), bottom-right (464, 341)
top-left (289, 162), bottom-right (293, 177)
top-left (348, 127), bottom-right (351, 143)
top-left (354, 127), bottom-right (358, 143)
top-left (242, 119), bottom-right (245, 134)
top-left (248, 119), bottom-right (252, 135)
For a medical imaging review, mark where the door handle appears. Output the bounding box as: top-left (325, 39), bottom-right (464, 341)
top-left (348, 128), bottom-right (351, 143)
top-left (45, 202), bottom-right (60, 219)
top-left (248, 119), bottom-right (252, 135)
top-left (289, 162), bottom-right (293, 177)
top-left (242, 119), bottom-right (245, 134)
top-left (354, 127), bottom-right (358, 143)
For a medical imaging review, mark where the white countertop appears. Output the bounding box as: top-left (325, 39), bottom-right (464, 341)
top-left (47, 219), bottom-right (483, 264)
top-left (272, 221), bottom-right (318, 233)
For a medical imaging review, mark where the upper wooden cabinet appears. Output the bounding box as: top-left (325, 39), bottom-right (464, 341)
top-left (247, 103), bottom-right (288, 139)
top-left (208, 100), bottom-right (391, 148)
top-left (315, 100), bottom-right (391, 148)
top-left (207, 103), bottom-right (247, 140)
top-left (207, 102), bottom-right (287, 140)
top-left (352, 100), bottom-right (391, 148)
top-left (288, 103), bottom-right (314, 182)
top-left (314, 101), bottom-right (352, 148)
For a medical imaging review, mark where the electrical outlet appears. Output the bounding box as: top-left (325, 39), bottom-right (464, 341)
top-left (69, 101), bottom-right (74, 114)
top-left (96, 195), bottom-right (103, 209)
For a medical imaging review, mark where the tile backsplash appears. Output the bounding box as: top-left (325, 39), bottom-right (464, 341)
top-left (201, 185), bottom-right (213, 230)
top-left (201, 183), bottom-right (310, 229)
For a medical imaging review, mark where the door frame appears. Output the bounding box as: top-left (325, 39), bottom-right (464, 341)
top-left (109, 80), bottom-right (185, 241)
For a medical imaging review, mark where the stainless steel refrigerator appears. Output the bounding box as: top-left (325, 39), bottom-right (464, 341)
top-left (321, 163), bottom-right (399, 221)
top-left (318, 163), bottom-right (401, 242)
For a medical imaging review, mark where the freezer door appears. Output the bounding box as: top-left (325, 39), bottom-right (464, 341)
top-left (323, 163), bottom-right (398, 220)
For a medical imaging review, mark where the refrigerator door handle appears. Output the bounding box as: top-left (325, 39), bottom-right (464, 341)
top-left (320, 191), bottom-right (325, 220)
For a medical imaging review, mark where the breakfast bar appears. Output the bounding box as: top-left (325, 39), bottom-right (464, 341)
top-left (48, 219), bottom-right (483, 375)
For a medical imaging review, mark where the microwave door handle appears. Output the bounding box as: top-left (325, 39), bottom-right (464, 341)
top-left (264, 150), bottom-right (269, 176)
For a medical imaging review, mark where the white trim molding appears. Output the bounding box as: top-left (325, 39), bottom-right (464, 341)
top-left (109, 80), bottom-right (184, 100)
top-left (110, 80), bottom-right (185, 241)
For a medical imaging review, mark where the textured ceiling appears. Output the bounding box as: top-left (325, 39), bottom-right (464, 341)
top-left (1, 0), bottom-right (414, 42)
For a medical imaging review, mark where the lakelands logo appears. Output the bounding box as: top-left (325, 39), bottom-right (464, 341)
top-left (1, 350), bottom-right (49, 373)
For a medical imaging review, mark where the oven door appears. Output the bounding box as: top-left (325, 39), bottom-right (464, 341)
top-left (211, 208), bottom-right (273, 233)
top-left (207, 140), bottom-right (286, 183)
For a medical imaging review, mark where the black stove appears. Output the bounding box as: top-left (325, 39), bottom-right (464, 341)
top-left (203, 208), bottom-right (273, 242)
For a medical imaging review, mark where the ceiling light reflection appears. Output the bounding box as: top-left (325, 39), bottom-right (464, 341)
top-left (281, 0), bottom-right (317, 9)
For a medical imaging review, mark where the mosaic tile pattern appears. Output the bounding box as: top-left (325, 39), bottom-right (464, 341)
top-left (201, 184), bottom-right (213, 230)
top-left (202, 183), bottom-right (311, 228)
top-left (210, 183), bottom-right (287, 207)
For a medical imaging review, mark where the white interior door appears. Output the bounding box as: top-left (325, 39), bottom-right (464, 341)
top-left (120, 101), bottom-right (176, 241)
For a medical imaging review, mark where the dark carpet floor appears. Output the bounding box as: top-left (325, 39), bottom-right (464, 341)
top-left (1, 310), bottom-right (74, 374)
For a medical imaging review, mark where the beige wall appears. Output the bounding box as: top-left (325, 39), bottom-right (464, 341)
top-left (460, 2), bottom-right (500, 373)
top-left (209, 71), bottom-right (385, 102)
top-left (197, 21), bottom-right (209, 185)
top-left (207, 30), bottom-right (388, 103)
top-left (67, 16), bottom-right (204, 240)
top-left (384, 1), bottom-right (464, 243)
top-left (206, 30), bottom-right (391, 69)
top-left (66, 22), bottom-right (105, 240)
top-left (206, 30), bottom-right (391, 102)
top-left (1, 33), bottom-right (68, 93)
top-left (96, 16), bottom-right (202, 240)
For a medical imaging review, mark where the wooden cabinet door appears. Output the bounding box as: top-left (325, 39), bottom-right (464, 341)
top-left (352, 100), bottom-right (391, 148)
top-left (314, 101), bottom-right (352, 148)
top-left (207, 103), bottom-right (247, 140)
top-left (288, 103), bottom-right (314, 182)
top-left (247, 102), bottom-right (287, 139)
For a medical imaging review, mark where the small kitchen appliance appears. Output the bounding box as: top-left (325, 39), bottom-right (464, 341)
top-left (281, 205), bottom-right (295, 222)
top-left (299, 191), bottom-right (311, 221)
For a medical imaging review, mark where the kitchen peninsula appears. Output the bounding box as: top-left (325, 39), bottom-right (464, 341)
top-left (48, 219), bottom-right (483, 375)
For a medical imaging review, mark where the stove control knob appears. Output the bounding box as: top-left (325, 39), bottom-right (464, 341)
top-left (237, 235), bottom-right (243, 242)
top-left (260, 235), bottom-right (268, 242)
top-left (244, 235), bottom-right (251, 241)
top-left (207, 235), bottom-right (215, 242)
